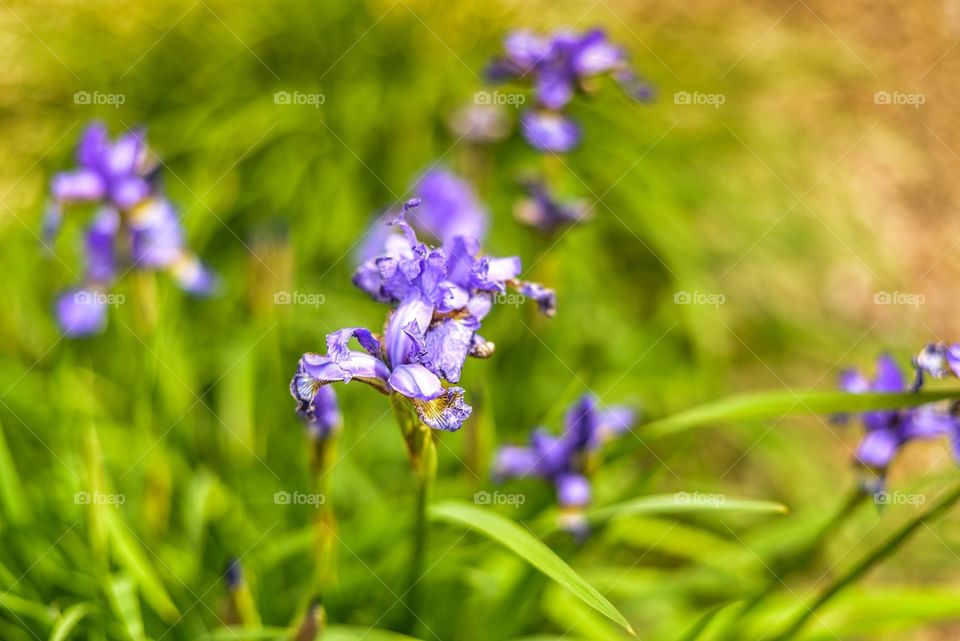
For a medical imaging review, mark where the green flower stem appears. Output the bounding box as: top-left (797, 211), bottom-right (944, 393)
top-left (392, 397), bottom-right (438, 634)
top-left (771, 478), bottom-right (960, 641)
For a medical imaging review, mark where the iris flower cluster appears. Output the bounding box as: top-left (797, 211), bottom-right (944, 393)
top-left (839, 354), bottom-right (960, 487)
top-left (487, 28), bottom-right (651, 153)
top-left (495, 394), bottom-right (635, 527)
top-left (291, 199), bottom-right (555, 433)
top-left (48, 122), bottom-right (214, 337)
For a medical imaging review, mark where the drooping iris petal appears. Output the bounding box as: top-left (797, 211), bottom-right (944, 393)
top-left (520, 111), bottom-right (580, 153)
top-left (413, 168), bottom-right (487, 244)
top-left (555, 473), bottom-right (591, 507)
top-left (129, 198), bottom-right (185, 267)
top-left (56, 288), bottom-right (107, 337)
top-left (410, 386), bottom-right (472, 432)
top-left (495, 446), bottom-right (541, 479)
top-left (856, 428), bottom-right (900, 469)
top-left (296, 351), bottom-right (392, 394)
top-left (84, 208), bottom-right (120, 284)
top-left (51, 169), bottom-right (106, 202)
top-left (302, 385), bottom-right (341, 440)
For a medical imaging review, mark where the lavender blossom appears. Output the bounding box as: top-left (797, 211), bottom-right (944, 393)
top-left (839, 355), bottom-right (960, 477)
top-left (494, 394), bottom-right (636, 524)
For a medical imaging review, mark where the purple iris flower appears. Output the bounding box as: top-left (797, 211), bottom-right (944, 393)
top-left (51, 122), bottom-right (154, 210)
top-left (296, 200), bottom-right (555, 432)
top-left (515, 180), bottom-right (590, 233)
top-left (487, 28), bottom-right (651, 153)
top-left (50, 124), bottom-right (216, 337)
top-left (912, 342), bottom-right (960, 390)
top-left (494, 394), bottom-right (636, 511)
top-left (839, 354), bottom-right (960, 471)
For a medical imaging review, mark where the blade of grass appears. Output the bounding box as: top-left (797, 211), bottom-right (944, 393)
top-left (642, 389), bottom-right (960, 439)
top-left (49, 603), bottom-right (93, 641)
top-left (429, 500), bottom-right (634, 634)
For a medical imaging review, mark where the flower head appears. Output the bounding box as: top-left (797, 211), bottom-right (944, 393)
top-left (487, 28), bottom-right (651, 153)
top-left (494, 394), bottom-right (636, 527)
top-left (51, 122), bottom-right (155, 210)
top-left (49, 124), bottom-right (215, 336)
top-left (296, 199), bottom-right (555, 433)
top-left (839, 354), bottom-right (960, 480)
top-left (912, 342), bottom-right (960, 390)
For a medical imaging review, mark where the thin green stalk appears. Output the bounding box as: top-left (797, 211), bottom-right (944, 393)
top-left (722, 489), bottom-right (864, 640)
top-left (772, 479), bottom-right (960, 641)
top-left (392, 396), bottom-right (438, 635)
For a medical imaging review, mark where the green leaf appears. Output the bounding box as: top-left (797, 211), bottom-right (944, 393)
top-left (49, 603), bottom-right (93, 641)
top-left (642, 389), bottom-right (960, 438)
top-left (107, 576), bottom-right (145, 641)
top-left (0, 419), bottom-right (27, 524)
top-left (587, 494), bottom-right (788, 524)
top-left (429, 501), bottom-right (634, 634)
top-left (0, 592), bottom-right (55, 625)
top-left (204, 626), bottom-right (424, 641)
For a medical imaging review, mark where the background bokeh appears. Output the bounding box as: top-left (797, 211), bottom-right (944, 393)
top-left (1, 0), bottom-right (959, 639)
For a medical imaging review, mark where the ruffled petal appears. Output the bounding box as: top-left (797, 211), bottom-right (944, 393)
top-left (295, 351), bottom-right (391, 394)
top-left (326, 327), bottom-right (382, 362)
top-left (385, 296), bottom-right (434, 368)
top-left (516, 281), bottom-right (557, 316)
top-left (410, 386), bottom-right (472, 432)
top-left (420, 318), bottom-right (476, 383)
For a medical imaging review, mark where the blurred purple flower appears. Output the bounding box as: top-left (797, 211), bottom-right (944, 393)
top-left (912, 342), bottom-right (960, 390)
top-left (494, 394), bottom-right (636, 517)
top-left (839, 354), bottom-right (960, 472)
top-left (55, 287), bottom-right (108, 338)
top-left (487, 28), bottom-right (652, 153)
top-left (51, 122), bottom-right (154, 210)
top-left (515, 180), bottom-right (590, 233)
top-left (49, 124), bottom-right (215, 336)
top-left (411, 169), bottom-right (488, 245)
